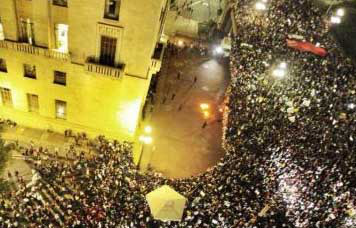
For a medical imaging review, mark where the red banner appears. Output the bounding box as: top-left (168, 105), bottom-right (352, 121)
top-left (286, 39), bottom-right (328, 57)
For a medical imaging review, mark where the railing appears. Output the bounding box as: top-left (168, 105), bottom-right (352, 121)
top-left (85, 57), bottom-right (125, 79)
top-left (0, 40), bottom-right (70, 62)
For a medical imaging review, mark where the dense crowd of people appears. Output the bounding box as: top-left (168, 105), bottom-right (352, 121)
top-left (1, 0), bottom-right (356, 227)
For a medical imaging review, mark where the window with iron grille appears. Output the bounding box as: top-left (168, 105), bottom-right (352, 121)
top-left (0, 58), bottom-right (7, 72)
top-left (104, 0), bottom-right (120, 20)
top-left (54, 71), bottom-right (66, 86)
top-left (0, 87), bottom-right (12, 107)
top-left (55, 100), bottom-right (67, 119)
top-left (19, 18), bottom-right (35, 45)
top-left (27, 93), bottom-right (39, 113)
top-left (53, 0), bottom-right (68, 7)
top-left (100, 36), bottom-right (117, 66)
top-left (24, 64), bottom-right (36, 79)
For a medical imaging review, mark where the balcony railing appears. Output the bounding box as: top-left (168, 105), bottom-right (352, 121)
top-left (0, 40), bottom-right (70, 62)
top-left (85, 57), bottom-right (125, 79)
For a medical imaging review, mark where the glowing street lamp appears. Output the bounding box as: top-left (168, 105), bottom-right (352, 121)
top-left (336, 8), bottom-right (345, 17)
top-left (144, 125), bottom-right (152, 134)
top-left (255, 2), bottom-right (267, 11)
top-left (330, 8), bottom-right (345, 24)
top-left (348, 103), bottom-right (355, 110)
top-left (272, 62), bottom-right (288, 79)
top-left (200, 103), bottom-right (210, 110)
top-left (330, 16), bottom-right (342, 24)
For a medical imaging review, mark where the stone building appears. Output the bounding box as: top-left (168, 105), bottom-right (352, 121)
top-left (0, 0), bottom-right (168, 140)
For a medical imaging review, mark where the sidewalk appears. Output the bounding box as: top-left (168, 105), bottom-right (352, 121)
top-left (0, 125), bottom-right (92, 181)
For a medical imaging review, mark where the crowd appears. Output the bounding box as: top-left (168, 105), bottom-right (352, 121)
top-left (1, 0), bottom-right (356, 228)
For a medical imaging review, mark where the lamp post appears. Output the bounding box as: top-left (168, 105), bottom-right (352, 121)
top-left (137, 126), bottom-right (153, 170)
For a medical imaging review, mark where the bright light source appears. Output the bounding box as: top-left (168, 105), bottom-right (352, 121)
top-left (139, 135), bottom-right (153, 144)
top-left (261, 0), bottom-right (268, 2)
top-left (203, 111), bottom-right (210, 119)
top-left (145, 136), bottom-right (153, 144)
top-left (215, 46), bottom-right (223, 54)
top-left (200, 103), bottom-right (210, 110)
top-left (272, 69), bottom-right (286, 79)
top-left (330, 16), bottom-right (341, 24)
top-left (144, 126), bottom-right (152, 134)
top-left (255, 2), bottom-right (267, 11)
top-left (336, 8), bottom-right (345, 17)
top-left (348, 103), bottom-right (355, 110)
top-left (279, 62), bottom-right (287, 69)
top-left (178, 40), bottom-right (184, 46)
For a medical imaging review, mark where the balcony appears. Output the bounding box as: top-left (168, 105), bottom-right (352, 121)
top-left (85, 57), bottom-right (125, 79)
top-left (151, 43), bottom-right (165, 73)
top-left (0, 40), bottom-right (70, 62)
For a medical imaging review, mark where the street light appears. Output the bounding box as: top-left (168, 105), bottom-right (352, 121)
top-left (272, 62), bottom-right (288, 79)
top-left (348, 103), bottom-right (355, 110)
top-left (255, 0), bottom-right (268, 11)
top-left (330, 16), bottom-right (342, 24)
top-left (200, 103), bottom-right (210, 110)
top-left (144, 125), bottom-right (152, 134)
top-left (255, 2), bottom-right (267, 11)
top-left (137, 125), bottom-right (153, 169)
top-left (215, 46), bottom-right (223, 54)
top-left (139, 135), bottom-right (153, 144)
top-left (336, 8), bottom-right (345, 17)
top-left (330, 8), bottom-right (345, 24)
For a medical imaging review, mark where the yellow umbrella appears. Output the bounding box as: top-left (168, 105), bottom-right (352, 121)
top-left (146, 185), bottom-right (187, 221)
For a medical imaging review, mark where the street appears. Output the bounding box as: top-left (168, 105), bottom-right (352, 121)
top-left (141, 44), bottom-right (230, 178)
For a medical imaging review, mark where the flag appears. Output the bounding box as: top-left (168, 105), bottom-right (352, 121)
top-left (286, 39), bottom-right (328, 57)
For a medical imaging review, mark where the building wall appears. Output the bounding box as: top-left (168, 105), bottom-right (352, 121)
top-left (0, 0), bottom-right (169, 141)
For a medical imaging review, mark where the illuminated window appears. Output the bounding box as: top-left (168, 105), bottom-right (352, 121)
top-left (0, 18), bottom-right (4, 40)
top-left (55, 100), bottom-right (66, 119)
top-left (0, 87), bottom-right (12, 107)
top-left (100, 36), bottom-right (117, 66)
top-left (27, 93), bottom-right (39, 113)
top-left (104, 0), bottom-right (120, 20)
top-left (53, 0), bottom-right (68, 7)
top-left (0, 58), bottom-right (7, 72)
top-left (55, 24), bottom-right (68, 53)
top-left (24, 64), bottom-right (36, 79)
top-left (54, 71), bottom-right (66, 86)
top-left (19, 18), bottom-right (34, 45)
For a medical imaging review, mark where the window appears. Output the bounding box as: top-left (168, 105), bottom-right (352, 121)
top-left (53, 0), bottom-right (68, 7)
top-left (0, 87), bottom-right (12, 107)
top-left (104, 0), bottom-right (120, 20)
top-left (55, 24), bottom-right (68, 53)
top-left (24, 64), bottom-right (36, 79)
top-left (55, 100), bottom-right (66, 119)
top-left (0, 18), bottom-right (4, 40)
top-left (54, 71), bottom-right (66, 86)
top-left (27, 93), bottom-right (39, 113)
top-left (0, 58), bottom-right (7, 72)
top-left (19, 18), bottom-right (34, 45)
top-left (100, 36), bottom-right (117, 66)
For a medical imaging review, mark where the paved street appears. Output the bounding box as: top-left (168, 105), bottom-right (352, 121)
top-left (142, 45), bottom-right (230, 178)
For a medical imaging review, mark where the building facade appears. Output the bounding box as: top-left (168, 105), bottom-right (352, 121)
top-left (0, 0), bottom-right (168, 140)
